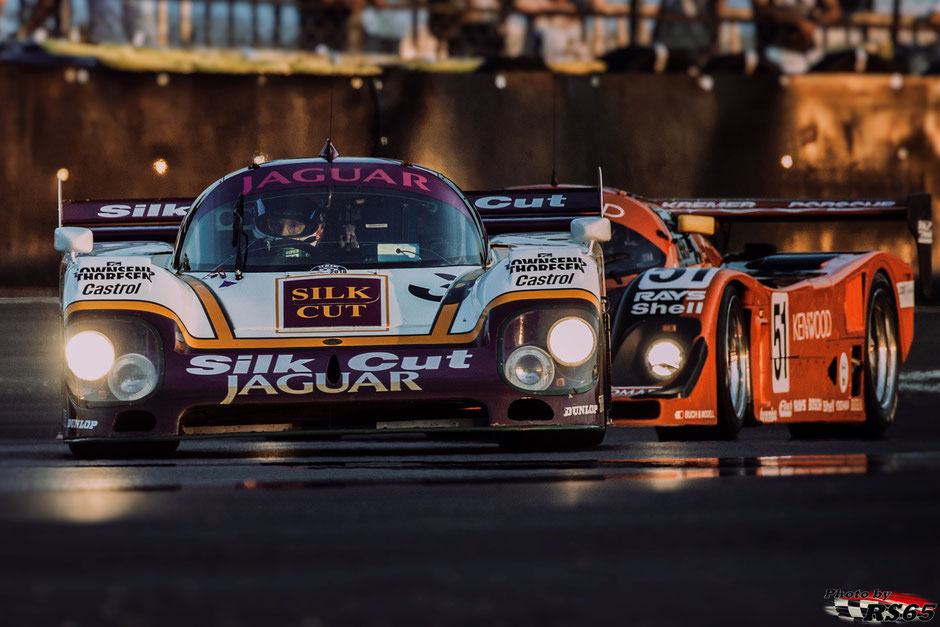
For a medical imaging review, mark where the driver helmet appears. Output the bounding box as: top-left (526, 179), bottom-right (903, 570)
top-left (256, 200), bottom-right (325, 245)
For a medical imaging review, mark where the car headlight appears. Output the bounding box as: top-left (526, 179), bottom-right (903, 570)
top-left (505, 346), bottom-right (555, 391)
top-left (108, 353), bottom-right (159, 401)
top-left (646, 338), bottom-right (685, 380)
top-left (65, 317), bottom-right (164, 405)
top-left (65, 331), bottom-right (115, 381)
top-left (547, 317), bottom-right (596, 366)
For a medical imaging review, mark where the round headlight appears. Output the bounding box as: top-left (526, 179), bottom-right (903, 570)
top-left (547, 317), bottom-right (596, 367)
top-left (505, 346), bottom-right (555, 391)
top-left (646, 339), bottom-right (685, 380)
top-left (65, 331), bottom-right (115, 381)
top-left (108, 353), bottom-right (158, 401)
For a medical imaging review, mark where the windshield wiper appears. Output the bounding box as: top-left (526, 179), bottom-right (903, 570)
top-left (232, 194), bottom-right (246, 280)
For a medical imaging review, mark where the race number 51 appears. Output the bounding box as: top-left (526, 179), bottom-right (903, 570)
top-left (771, 293), bottom-right (790, 393)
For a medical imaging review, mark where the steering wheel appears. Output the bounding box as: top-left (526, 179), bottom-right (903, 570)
top-left (267, 239), bottom-right (323, 258)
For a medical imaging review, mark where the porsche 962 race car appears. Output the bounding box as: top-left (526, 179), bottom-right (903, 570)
top-left (598, 190), bottom-right (931, 439)
top-left (54, 150), bottom-right (612, 457)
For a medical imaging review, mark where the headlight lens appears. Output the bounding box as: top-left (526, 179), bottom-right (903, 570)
top-left (505, 346), bottom-right (555, 391)
top-left (547, 317), bottom-right (596, 366)
top-left (108, 353), bottom-right (158, 401)
top-left (65, 331), bottom-right (115, 381)
top-left (65, 317), bottom-right (164, 405)
top-left (646, 339), bottom-right (685, 379)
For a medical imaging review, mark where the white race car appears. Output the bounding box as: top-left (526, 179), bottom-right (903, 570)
top-left (55, 149), bottom-right (612, 457)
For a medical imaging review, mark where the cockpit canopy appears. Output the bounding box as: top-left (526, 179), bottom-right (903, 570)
top-left (177, 161), bottom-right (487, 272)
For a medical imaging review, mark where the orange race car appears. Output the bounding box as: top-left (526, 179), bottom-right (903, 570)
top-left (468, 187), bottom-right (931, 440)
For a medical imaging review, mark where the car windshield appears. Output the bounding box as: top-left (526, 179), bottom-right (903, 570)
top-left (602, 223), bottom-right (667, 276)
top-left (179, 187), bottom-right (485, 272)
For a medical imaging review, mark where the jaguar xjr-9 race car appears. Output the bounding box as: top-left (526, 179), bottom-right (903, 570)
top-left (54, 148), bottom-right (612, 457)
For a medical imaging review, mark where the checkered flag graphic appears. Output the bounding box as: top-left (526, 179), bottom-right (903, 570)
top-left (826, 598), bottom-right (879, 622)
top-left (824, 598), bottom-right (919, 623)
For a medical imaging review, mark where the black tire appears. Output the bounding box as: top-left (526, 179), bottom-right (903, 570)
top-left (713, 285), bottom-right (751, 439)
top-left (861, 272), bottom-right (900, 437)
top-left (498, 429), bottom-right (606, 452)
top-left (68, 440), bottom-right (180, 460)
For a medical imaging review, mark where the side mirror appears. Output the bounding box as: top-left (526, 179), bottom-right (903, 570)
top-left (54, 227), bottom-right (93, 253)
top-left (571, 217), bottom-right (611, 245)
top-left (677, 214), bottom-right (715, 236)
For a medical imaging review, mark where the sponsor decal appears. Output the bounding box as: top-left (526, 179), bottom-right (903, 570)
top-left (186, 351), bottom-right (473, 404)
top-left (839, 352), bottom-right (849, 393)
top-left (515, 273), bottom-right (575, 287)
top-left (611, 386), bottom-right (659, 398)
top-left (851, 397), bottom-right (863, 411)
top-left (823, 589), bottom-right (936, 623)
top-left (96, 203), bottom-right (190, 219)
top-left (563, 404), bottom-right (598, 417)
top-left (637, 268), bottom-right (718, 290)
top-left (918, 220), bottom-right (933, 245)
top-left (787, 200), bottom-right (896, 209)
top-left (779, 399), bottom-right (793, 418)
top-left (759, 407), bottom-right (778, 422)
top-left (507, 255), bottom-right (586, 274)
top-left (771, 293), bottom-right (790, 393)
top-left (823, 399), bottom-right (835, 413)
top-left (793, 309), bottom-right (832, 341)
top-left (808, 398), bottom-right (822, 411)
top-left (836, 399), bottom-right (851, 411)
top-left (898, 280), bottom-right (915, 309)
top-left (280, 275), bottom-right (386, 330)
top-left (312, 264), bottom-right (348, 274)
top-left (408, 273), bottom-right (458, 302)
top-left (673, 409), bottom-right (715, 420)
top-left (473, 194), bottom-right (570, 210)
top-left (75, 260), bottom-right (154, 296)
top-left (67, 419), bottom-right (98, 430)
top-left (241, 166), bottom-right (433, 195)
top-left (659, 201), bottom-right (757, 209)
top-left (793, 399), bottom-right (807, 412)
top-left (631, 289), bottom-right (706, 315)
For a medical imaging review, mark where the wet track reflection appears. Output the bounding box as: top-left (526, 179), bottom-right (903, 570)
top-left (2, 300), bottom-right (940, 626)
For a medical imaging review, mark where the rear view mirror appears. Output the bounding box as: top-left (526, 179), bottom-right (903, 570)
top-left (677, 214), bottom-right (715, 236)
top-left (571, 217), bottom-right (611, 245)
top-left (54, 227), bottom-right (93, 253)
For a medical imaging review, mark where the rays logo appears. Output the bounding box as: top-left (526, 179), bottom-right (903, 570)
top-left (824, 589), bottom-right (937, 623)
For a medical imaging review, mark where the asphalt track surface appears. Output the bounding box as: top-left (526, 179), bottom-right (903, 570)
top-left (1, 299), bottom-right (938, 627)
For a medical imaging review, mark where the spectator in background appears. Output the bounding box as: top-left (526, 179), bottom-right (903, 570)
top-left (654, 0), bottom-right (726, 68)
top-left (752, 0), bottom-right (841, 73)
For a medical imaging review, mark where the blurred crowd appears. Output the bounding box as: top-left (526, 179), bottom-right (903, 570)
top-left (4, 0), bottom-right (940, 73)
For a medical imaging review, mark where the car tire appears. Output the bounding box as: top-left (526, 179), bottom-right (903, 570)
top-left (67, 440), bottom-right (180, 460)
top-left (713, 284), bottom-right (751, 439)
top-left (861, 272), bottom-right (900, 437)
top-left (498, 429), bottom-right (606, 452)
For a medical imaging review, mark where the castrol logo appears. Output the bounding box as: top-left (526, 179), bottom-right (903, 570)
top-left (793, 309), bottom-right (832, 341)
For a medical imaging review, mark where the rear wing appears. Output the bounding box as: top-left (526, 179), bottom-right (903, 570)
top-left (59, 199), bottom-right (194, 243)
top-left (466, 187), bottom-right (604, 236)
top-left (651, 194), bottom-right (933, 299)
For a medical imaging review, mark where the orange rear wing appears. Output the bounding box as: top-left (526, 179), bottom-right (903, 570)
top-left (650, 193), bottom-right (933, 298)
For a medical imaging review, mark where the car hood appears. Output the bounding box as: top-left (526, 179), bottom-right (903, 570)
top-left (189, 268), bottom-right (476, 338)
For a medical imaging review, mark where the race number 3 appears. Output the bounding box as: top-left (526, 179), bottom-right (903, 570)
top-left (771, 292), bottom-right (790, 393)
